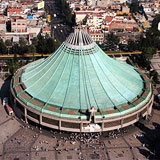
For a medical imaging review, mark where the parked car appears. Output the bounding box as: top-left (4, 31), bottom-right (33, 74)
top-left (6, 104), bottom-right (14, 116)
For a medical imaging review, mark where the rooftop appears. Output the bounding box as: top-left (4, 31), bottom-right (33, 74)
top-left (12, 30), bottom-right (152, 120)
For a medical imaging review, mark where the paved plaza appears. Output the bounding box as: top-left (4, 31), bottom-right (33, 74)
top-left (151, 57), bottom-right (160, 80)
top-left (0, 79), bottom-right (160, 160)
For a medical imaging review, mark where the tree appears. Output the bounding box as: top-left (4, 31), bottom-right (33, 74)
top-left (19, 38), bottom-right (27, 48)
top-left (5, 39), bottom-right (12, 54)
top-left (128, 39), bottom-right (139, 51)
top-left (19, 38), bottom-right (28, 54)
top-left (37, 35), bottom-right (46, 54)
top-left (60, 0), bottom-right (75, 26)
top-left (54, 39), bottom-right (61, 50)
top-left (10, 43), bottom-right (21, 55)
top-left (28, 44), bottom-right (36, 54)
top-left (28, 44), bottom-right (36, 61)
top-left (32, 37), bottom-right (38, 47)
top-left (45, 38), bottom-right (55, 53)
top-left (5, 39), bottom-right (12, 46)
top-left (71, 12), bottom-right (76, 26)
top-left (6, 60), bottom-right (17, 75)
top-left (140, 28), bottom-right (160, 49)
top-left (0, 39), bottom-right (7, 54)
top-left (129, 0), bottom-right (139, 13)
top-left (150, 70), bottom-right (159, 83)
top-left (151, 14), bottom-right (160, 30)
top-left (106, 33), bottom-right (120, 46)
top-left (142, 47), bottom-right (156, 61)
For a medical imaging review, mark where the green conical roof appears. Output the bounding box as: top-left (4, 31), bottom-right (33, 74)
top-left (21, 30), bottom-right (143, 110)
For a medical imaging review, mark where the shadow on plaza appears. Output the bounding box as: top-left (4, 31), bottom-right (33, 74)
top-left (0, 78), bottom-right (11, 104)
top-left (152, 95), bottom-right (160, 111)
top-left (156, 87), bottom-right (160, 94)
top-left (135, 122), bottom-right (160, 159)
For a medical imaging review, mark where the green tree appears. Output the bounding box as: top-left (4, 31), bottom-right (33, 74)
top-left (5, 39), bottom-right (12, 46)
top-left (128, 39), bottom-right (139, 51)
top-left (60, 0), bottom-right (75, 26)
top-left (129, 0), bottom-right (139, 13)
top-left (106, 33), bottom-right (120, 46)
top-left (6, 53), bottom-right (19, 75)
top-left (151, 14), bottom-right (160, 30)
top-left (150, 70), bottom-right (159, 83)
top-left (28, 44), bottom-right (36, 54)
top-left (11, 43), bottom-right (21, 54)
top-left (46, 38), bottom-right (55, 53)
top-left (0, 39), bottom-right (7, 54)
top-left (5, 39), bottom-right (12, 54)
top-left (54, 39), bottom-right (61, 50)
top-left (19, 38), bottom-right (28, 54)
top-left (142, 47), bottom-right (156, 61)
top-left (32, 37), bottom-right (38, 47)
top-left (19, 38), bottom-right (26, 47)
top-left (37, 35), bottom-right (46, 53)
top-left (28, 44), bottom-right (36, 61)
top-left (6, 60), bottom-right (17, 75)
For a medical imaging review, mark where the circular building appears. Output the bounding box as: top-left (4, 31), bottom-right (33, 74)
top-left (10, 30), bottom-right (154, 132)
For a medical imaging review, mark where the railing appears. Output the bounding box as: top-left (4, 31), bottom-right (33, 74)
top-left (0, 51), bottom-right (143, 58)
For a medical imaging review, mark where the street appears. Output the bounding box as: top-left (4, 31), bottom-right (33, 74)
top-left (44, 0), bottom-right (73, 43)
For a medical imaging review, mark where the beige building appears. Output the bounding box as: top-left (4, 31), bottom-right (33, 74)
top-left (88, 30), bottom-right (104, 43)
top-left (7, 8), bottom-right (23, 18)
top-left (42, 27), bottom-right (51, 36)
top-left (89, 0), bottom-right (113, 7)
top-left (87, 14), bottom-right (103, 28)
top-left (75, 9), bottom-right (105, 24)
top-left (0, 20), bottom-right (6, 32)
top-left (11, 18), bottom-right (27, 33)
top-left (110, 21), bottom-right (138, 32)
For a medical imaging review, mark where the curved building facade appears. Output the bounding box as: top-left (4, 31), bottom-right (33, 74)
top-left (10, 30), bottom-right (154, 132)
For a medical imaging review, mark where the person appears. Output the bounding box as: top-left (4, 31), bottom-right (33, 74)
top-left (88, 106), bottom-right (97, 123)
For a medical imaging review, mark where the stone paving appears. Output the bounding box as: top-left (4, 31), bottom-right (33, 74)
top-left (0, 79), bottom-right (160, 160)
top-left (151, 57), bottom-right (160, 77)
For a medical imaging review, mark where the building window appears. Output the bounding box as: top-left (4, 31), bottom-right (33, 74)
top-left (61, 121), bottom-right (80, 129)
top-left (42, 116), bottom-right (58, 126)
top-left (17, 102), bottom-right (24, 113)
top-left (27, 110), bottom-right (39, 120)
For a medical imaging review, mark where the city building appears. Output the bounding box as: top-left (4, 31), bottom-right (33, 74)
top-left (75, 9), bottom-right (105, 24)
top-left (11, 18), bottom-right (27, 33)
top-left (41, 27), bottom-right (51, 36)
top-left (88, 0), bottom-right (113, 7)
top-left (10, 29), bottom-right (153, 132)
top-left (88, 30), bottom-right (104, 43)
top-left (7, 8), bottom-right (23, 18)
top-left (110, 21), bottom-right (138, 32)
top-left (0, 20), bottom-right (6, 32)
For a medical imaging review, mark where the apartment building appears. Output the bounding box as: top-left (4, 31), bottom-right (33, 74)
top-left (88, 30), bottom-right (104, 43)
top-left (11, 18), bottom-right (27, 33)
top-left (7, 8), bottom-right (23, 18)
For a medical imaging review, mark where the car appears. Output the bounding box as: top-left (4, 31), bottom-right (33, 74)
top-left (60, 30), bottom-right (63, 32)
top-left (6, 104), bottom-right (14, 116)
top-left (54, 26), bottom-right (57, 29)
top-left (3, 97), bottom-right (8, 106)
